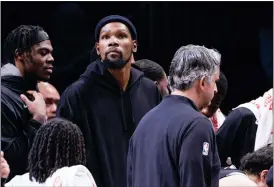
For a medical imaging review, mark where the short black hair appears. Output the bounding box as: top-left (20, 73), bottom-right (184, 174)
top-left (2, 25), bottom-right (46, 65)
top-left (216, 72), bottom-right (228, 98)
top-left (28, 118), bottom-right (86, 183)
top-left (134, 59), bottom-right (165, 82)
top-left (239, 144), bottom-right (273, 176)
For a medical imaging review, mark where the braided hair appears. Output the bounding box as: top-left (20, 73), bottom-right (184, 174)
top-left (133, 59), bottom-right (165, 82)
top-left (2, 25), bottom-right (45, 65)
top-left (28, 118), bottom-right (86, 183)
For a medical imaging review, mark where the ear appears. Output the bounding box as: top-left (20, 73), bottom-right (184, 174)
top-left (132, 40), bottom-right (137, 53)
top-left (260, 170), bottom-right (268, 182)
top-left (14, 49), bottom-right (24, 61)
top-left (95, 43), bottom-right (100, 55)
top-left (199, 76), bottom-right (207, 90)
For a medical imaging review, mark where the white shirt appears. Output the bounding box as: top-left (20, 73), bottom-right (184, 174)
top-left (5, 165), bottom-right (97, 187)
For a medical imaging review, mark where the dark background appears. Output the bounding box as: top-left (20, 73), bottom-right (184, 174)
top-left (2, 1), bottom-right (273, 115)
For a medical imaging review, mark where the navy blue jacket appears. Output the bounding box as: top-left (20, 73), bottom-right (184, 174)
top-left (127, 95), bottom-right (220, 187)
top-left (57, 60), bottom-right (161, 187)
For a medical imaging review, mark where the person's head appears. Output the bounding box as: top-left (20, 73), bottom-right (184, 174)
top-left (3, 25), bottom-right (54, 81)
top-left (28, 118), bottom-right (86, 183)
top-left (95, 15), bottom-right (137, 69)
top-left (240, 144), bottom-right (273, 187)
top-left (169, 45), bottom-right (221, 109)
top-left (201, 71), bottom-right (228, 117)
top-left (37, 82), bottom-right (60, 119)
top-left (134, 59), bottom-right (169, 96)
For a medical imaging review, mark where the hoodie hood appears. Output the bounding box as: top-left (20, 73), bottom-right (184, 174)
top-left (81, 59), bottom-right (144, 93)
top-left (1, 63), bottom-right (38, 93)
top-left (1, 63), bottom-right (26, 95)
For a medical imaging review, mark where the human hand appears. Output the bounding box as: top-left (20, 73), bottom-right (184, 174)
top-left (20, 91), bottom-right (47, 124)
top-left (1, 151), bottom-right (10, 179)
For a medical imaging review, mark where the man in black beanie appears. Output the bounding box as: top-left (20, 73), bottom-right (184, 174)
top-left (57, 15), bottom-right (161, 187)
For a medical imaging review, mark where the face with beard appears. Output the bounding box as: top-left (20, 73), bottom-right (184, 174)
top-left (18, 40), bottom-right (54, 81)
top-left (96, 22), bottom-right (137, 69)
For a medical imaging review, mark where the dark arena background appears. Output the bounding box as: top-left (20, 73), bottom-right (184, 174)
top-left (1, 1), bottom-right (273, 115)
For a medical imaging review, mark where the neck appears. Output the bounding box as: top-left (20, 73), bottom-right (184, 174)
top-left (108, 62), bottom-right (131, 91)
top-left (246, 174), bottom-right (261, 186)
top-left (15, 60), bottom-right (38, 90)
top-left (129, 55), bottom-right (135, 63)
top-left (171, 87), bottom-right (202, 110)
top-left (15, 60), bottom-right (25, 77)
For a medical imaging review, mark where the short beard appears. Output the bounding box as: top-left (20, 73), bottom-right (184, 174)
top-left (102, 55), bottom-right (131, 70)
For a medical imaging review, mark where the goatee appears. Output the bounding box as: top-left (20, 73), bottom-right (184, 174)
top-left (102, 58), bottom-right (130, 69)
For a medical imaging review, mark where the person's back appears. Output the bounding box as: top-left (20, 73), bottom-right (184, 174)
top-left (4, 118), bottom-right (97, 187)
top-left (217, 88), bottom-right (273, 167)
top-left (5, 165), bottom-right (96, 187)
top-left (129, 95), bottom-right (217, 187)
top-left (128, 45), bottom-right (221, 187)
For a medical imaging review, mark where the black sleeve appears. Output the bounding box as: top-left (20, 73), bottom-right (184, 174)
top-left (216, 107), bottom-right (257, 168)
top-left (178, 117), bottom-right (220, 187)
top-left (56, 87), bottom-right (78, 122)
top-left (1, 103), bottom-right (42, 180)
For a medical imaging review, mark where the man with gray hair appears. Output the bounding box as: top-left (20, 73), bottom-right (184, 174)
top-left (127, 45), bottom-right (221, 187)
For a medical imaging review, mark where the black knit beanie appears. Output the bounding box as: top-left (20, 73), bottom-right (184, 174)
top-left (95, 15), bottom-right (137, 42)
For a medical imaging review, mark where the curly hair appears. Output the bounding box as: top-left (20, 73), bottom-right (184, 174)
top-left (2, 25), bottom-right (45, 65)
top-left (28, 118), bottom-right (86, 183)
top-left (240, 144), bottom-right (273, 176)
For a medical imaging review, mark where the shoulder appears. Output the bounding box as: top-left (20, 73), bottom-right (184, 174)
top-left (139, 76), bottom-right (157, 89)
top-left (49, 165), bottom-right (97, 187)
top-left (224, 107), bottom-right (256, 123)
top-left (5, 173), bottom-right (36, 186)
top-left (219, 174), bottom-right (257, 186)
top-left (175, 116), bottom-right (214, 141)
top-left (189, 117), bottom-right (214, 132)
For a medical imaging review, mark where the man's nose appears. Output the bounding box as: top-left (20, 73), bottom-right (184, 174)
top-left (47, 54), bottom-right (54, 62)
top-left (108, 36), bottom-right (119, 47)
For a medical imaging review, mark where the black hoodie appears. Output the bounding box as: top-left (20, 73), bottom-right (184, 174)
top-left (57, 59), bottom-right (161, 187)
top-left (1, 64), bottom-right (42, 182)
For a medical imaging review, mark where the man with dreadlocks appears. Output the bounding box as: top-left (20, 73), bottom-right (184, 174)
top-left (57, 15), bottom-right (161, 187)
top-left (1, 25), bottom-right (54, 181)
top-left (5, 118), bottom-right (97, 187)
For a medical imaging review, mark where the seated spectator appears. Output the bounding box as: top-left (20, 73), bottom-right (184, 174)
top-left (5, 118), bottom-right (97, 187)
top-left (219, 144), bottom-right (273, 187)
